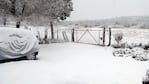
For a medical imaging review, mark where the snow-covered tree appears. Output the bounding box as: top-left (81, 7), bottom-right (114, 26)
top-left (0, 0), bottom-right (12, 26)
top-left (0, 0), bottom-right (38, 27)
top-left (36, 0), bottom-right (73, 40)
top-left (0, 0), bottom-right (73, 39)
top-left (9, 0), bottom-right (38, 28)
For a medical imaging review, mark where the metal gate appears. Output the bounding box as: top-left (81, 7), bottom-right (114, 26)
top-left (74, 28), bottom-right (111, 46)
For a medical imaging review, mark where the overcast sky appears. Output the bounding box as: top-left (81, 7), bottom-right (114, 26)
top-left (67, 0), bottom-right (149, 21)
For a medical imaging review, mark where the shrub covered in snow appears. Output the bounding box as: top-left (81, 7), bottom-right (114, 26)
top-left (143, 69), bottom-right (149, 84)
top-left (113, 47), bottom-right (149, 61)
top-left (113, 32), bottom-right (123, 48)
top-left (113, 48), bottom-right (132, 57)
top-left (112, 42), bottom-right (126, 48)
top-left (144, 43), bottom-right (149, 50)
top-left (131, 48), bottom-right (149, 61)
top-left (112, 42), bottom-right (149, 51)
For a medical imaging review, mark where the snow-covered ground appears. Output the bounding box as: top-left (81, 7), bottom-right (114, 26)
top-left (0, 43), bottom-right (149, 84)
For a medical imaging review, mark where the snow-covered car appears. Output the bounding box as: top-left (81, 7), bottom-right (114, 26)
top-left (0, 28), bottom-right (39, 61)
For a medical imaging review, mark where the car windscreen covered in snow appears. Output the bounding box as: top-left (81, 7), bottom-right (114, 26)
top-left (0, 28), bottom-right (39, 60)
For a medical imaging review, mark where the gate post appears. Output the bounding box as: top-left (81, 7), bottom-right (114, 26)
top-left (72, 28), bottom-right (75, 42)
top-left (108, 27), bottom-right (112, 46)
top-left (103, 27), bottom-right (106, 46)
top-left (98, 30), bottom-right (100, 45)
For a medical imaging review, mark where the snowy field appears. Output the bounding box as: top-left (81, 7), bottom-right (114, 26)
top-left (112, 28), bottom-right (149, 45)
top-left (0, 43), bottom-right (149, 84)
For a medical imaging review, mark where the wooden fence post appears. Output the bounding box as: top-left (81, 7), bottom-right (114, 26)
top-left (108, 27), bottom-right (112, 46)
top-left (57, 30), bottom-right (59, 39)
top-left (72, 28), bottom-right (75, 42)
top-left (103, 27), bottom-right (106, 46)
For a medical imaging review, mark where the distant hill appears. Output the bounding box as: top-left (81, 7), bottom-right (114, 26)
top-left (62, 16), bottom-right (149, 28)
top-left (1, 15), bottom-right (149, 28)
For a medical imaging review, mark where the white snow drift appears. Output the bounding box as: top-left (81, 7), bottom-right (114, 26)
top-left (0, 43), bottom-right (149, 84)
